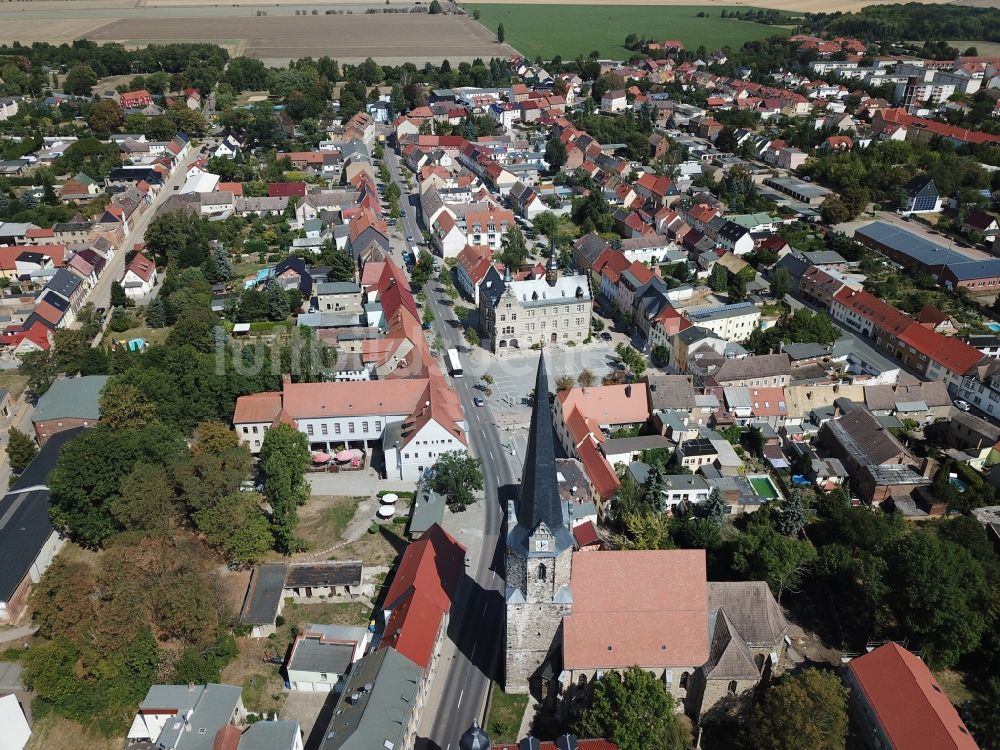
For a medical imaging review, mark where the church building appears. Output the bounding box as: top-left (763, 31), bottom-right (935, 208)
top-left (504, 355), bottom-right (790, 722)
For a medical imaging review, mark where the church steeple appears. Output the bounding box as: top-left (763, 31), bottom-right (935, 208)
top-left (509, 354), bottom-right (573, 554)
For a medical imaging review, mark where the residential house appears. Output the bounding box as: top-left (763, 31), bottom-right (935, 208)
top-left (31, 374), bottom-right (108, 444)
top-left (846, 643), bottom-right (979, 750)
top-left (709, 353), bottom-right (792, 388)
top-left (456, 244), bottom-right (502, 306)
top-left (962, 209), bottom-right (999, 241)
top-left (121, 252), bottom-right (157, 299)
top-left (601, 90), bottom-right (627, 113)
top-left (900, 175), bottom-right (942, 214)
top-left (126, 683), bottom-right (252, 749)
top-left (685, 302), bottom-right (761, 342)
top-left (286, 624), bottom-right (370, 692)
top-left (0, 429), bottom-right (81, 624)
top-left (819, 407), bottom-right (930, 505)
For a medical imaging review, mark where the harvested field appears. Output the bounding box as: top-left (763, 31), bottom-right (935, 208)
top-left (467, 0), bottom-right (991, 10)
top-left (467, 4), bottom-right (790, 60)
top-left (84, 14), bottom-right (516, 64)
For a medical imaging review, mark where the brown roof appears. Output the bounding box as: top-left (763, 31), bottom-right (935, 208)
top-left (826, 407), bottom-right (911, 466)
top-left (707, 581), bottom-right (787, 647)
top-left (712, 353), bottom-right (790, 384)
top-left (232, 392), bottom-right (283, 424)
top-left (563, 550), bottom-right (709, 670)
top-left (849, 643), bottom-right (980, 750)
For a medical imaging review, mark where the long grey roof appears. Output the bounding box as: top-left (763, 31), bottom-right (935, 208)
top-left (318, 647), bottom-right (423, 750)
top-left (239, 563), bottom-right (287, 625)
top-left (509, 355), bottom-right (573, 555)
top-left (708, 581), bottom-right (787, 647)
top-left (32, 375), bottom-right (108, 423)
top-left (238, 721), bottom-right (302, 750)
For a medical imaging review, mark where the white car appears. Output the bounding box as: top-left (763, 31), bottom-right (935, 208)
top-left (954, 400), bottom-right (971, 412)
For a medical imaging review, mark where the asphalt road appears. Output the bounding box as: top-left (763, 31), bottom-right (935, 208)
top-left (385, 145), bottom-right (513, 749)
top-left (90, 147), bottom-right (204, 345)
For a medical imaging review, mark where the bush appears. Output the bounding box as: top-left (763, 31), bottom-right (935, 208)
top-left (392, 516), bottom-right (407, 525)
top-left (274, 615), bottom-right (285, 627)
top-left (368, 523), bottom-right (378, 534)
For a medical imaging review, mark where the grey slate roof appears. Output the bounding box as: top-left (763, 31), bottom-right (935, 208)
top-left (318, 647), bottom-right (423, 750)
top-left (139, 683), bottom-right (243, 750)
top-left (239, 563), bottom-right (287, 625)
top-left (288, 624), bottom-right (367, 675)
top-left (285, 561), bottom-right (362, 588)
top-left (32, 375), bottom-right (108, 424)
top-left (708, 581), bottom-right (787, 647)
top-left (238, 721), bottom-right (302, 750)
top-left (508, 355), bottom-right (574, 556)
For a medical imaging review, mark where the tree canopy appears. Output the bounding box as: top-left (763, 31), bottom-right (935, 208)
top-left (574, 667), bottom-right (688, 750)
top-left (749, 669), bottom-right (848, 750)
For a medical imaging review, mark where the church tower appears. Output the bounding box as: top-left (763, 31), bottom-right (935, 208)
top-left (504, 354), bottom-right (574, 694)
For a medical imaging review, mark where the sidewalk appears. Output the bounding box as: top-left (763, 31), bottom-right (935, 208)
top-left (306, 471), bottom-right (416, 496)
top-left (0, 625), bottom-right (36, 646)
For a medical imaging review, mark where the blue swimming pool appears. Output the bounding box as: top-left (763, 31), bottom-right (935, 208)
top-left (988, 322), bottom-right (1000, 332)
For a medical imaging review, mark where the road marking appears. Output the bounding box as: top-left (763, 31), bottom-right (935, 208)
top-left (495, 474), bottom-right (501, 485)
top-left (488, 449), bottom-right (495, 461)
top-left (457, 689), bottom-right (464, 708)
top-left (483, 603), bottom-right (488, 615)
top-left (471, 641), bottom-right (477, 658)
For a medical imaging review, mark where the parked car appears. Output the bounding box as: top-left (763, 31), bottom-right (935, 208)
top-left (601, 331), bottom-right (613, 342)
top-left (473, 396), bottom-right (485, 407)
top-left (955, 400), bottom-right (972, 412)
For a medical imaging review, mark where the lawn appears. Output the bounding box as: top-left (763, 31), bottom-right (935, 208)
top-left (0, 369), bottom-right (27, 399)
top-left (107, 323), bottom-right (171, 349)
top-left (26, 714), bottom-right (121, 750)
top-left (295, 495), bottom-right (363, 553)
top-left (486, 681), bottom-right (528, 743)
top-left (465, 4), bottom-right (789, 60)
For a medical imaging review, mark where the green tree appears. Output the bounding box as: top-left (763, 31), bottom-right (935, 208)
top-left (575, 666), bottom-right (688, 750)
top-left (19, 349), bottom-right (58, 399)
top-left (464, 327), bottom-right (481, 347)
top-left (48, 424), bottom-right (187, 547)
top-left (63, 64), bottom-right (97, 95)
top-left (429, 0), bottom-right (443, 12)
top-left (729, 271), bottom-right (747, 302)
top-left (326, 246), bottom-right (356, 282)
top-left (709, 263), bottom-right (729, 293)
top-left (545, 136), bottom-right (568, 172)
top-left (110, 280), bottom-right (129, 309)
top-left (732, 522), bottom-right (817, 600)
top-left (109, 462), bottom-right (178, 536)
top-left (258, 423), bottom-right (310, 552)
top-left (87, 99), bottom-right (123, 135)
top-left (749, 668), bottom-right (848, 750)
top-left (99, 382), bottom-right (159, 431)
top-left (196, 492), bottom-right (274, 566)
top-left (146, 297), bottom-right (167, 328)
top-left (263, 280), bottom-right (291, 321)
top-left (498, 224), bottom-right (529, 270)
top-left (430, 450), bottom-right (483, 507)
top-left (497, 23), bottom-right (506, 43)
top-left (7, 427), bottom-right (37, 474)
top-left (703, 486), bottom-right (728, 525)
top-left (882, 531), bottom-right (990, 667)
top-left (770, 266), bottom-right (791, 300)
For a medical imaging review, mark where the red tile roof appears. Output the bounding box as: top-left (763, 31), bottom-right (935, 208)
top-left (379, 524), bottom-right (465, 669)
top-left (126, 252), bottom-right (156, 282)
top-left (564, 550), bottom-right (709, 670)
top-left (834, 288), bottom-right (912, 337)
top-left (232, 392), bottom-right (284, 424)
top-left (268, 181), bottom-right (307, 198)
top-left (456, 244), bottom-right (494, 285)
top-left (898, 321), bottom-right (983, 375)
top-left (849, 643), bottom-right (980, 750)
top-left (573, 520), bottom-right (600, 548)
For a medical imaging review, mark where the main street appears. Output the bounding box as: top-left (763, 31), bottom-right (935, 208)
top-left (384, 144), bottom-right (513, 749)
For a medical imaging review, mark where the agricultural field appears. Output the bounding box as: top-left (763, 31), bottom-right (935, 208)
top-left (465, 4), bottom-right (790, 60)
top-left (83, 14), bottom-right (515, 65)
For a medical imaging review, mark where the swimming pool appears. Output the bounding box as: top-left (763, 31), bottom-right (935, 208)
top-left (749, 476), bottom-right (779, 499)
top-left (988, 322), bottom-right (1000, 333)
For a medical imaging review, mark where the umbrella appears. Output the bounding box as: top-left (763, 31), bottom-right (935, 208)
top-left (377, 505), bottom-right (395, 519)
top-left (380, 493), bottom-right (398, 505)
top-left (312, 452), bottom-right (331, 463)
top-left (350, 448), bottom-right (363, 458)
top-left (336, 450), bottom-right (354, 462)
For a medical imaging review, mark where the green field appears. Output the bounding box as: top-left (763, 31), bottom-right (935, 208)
top-left (465, 4), bottom-right (789, 61)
